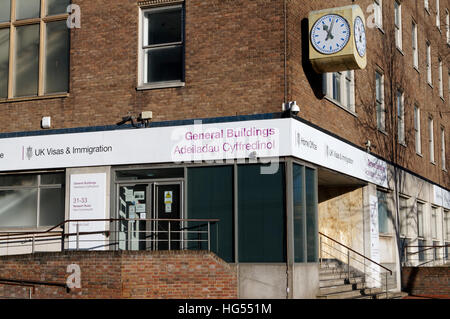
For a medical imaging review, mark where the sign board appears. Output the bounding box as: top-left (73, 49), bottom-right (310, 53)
top-left (69, 173), bottom-right (107, 250)
top-left (368, 195), bottom-right (381, 288)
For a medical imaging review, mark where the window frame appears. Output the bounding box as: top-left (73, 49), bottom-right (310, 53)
top-left (426, 41), bottom-right (432, 85)
top-left (394, 1), bottom-right (402, 50)
top-left (412, 21), bottom-right (419, 70)
top-left (0, 0), bottom-right (70, 101)
top-left (429, 116), bottom-right (435, 164)
top-left (375, 70), bottom-right (386, 132)
top-left (417, 201), bottom-right (425, 238)
top-left (323, 71), bottom-right (355, 114)
top-left (397, 89), bottom-right (405, 145)
top-left (137, 4), bottom-right (185, 90)
top-left (374, 0), bottom-right (383, 29)
top-left (414, 105), bottom-right (422, 155)
top-left (441, 127), bottom-right (446, 170)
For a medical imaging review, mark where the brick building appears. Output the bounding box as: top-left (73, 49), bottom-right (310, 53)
top-left (0, 0), bottom-right (448, 299)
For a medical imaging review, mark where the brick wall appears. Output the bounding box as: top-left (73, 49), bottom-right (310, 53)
top-left (402, 267), bottom-right (450, 296)
top-left (0, 251), bottom-right (237, 299)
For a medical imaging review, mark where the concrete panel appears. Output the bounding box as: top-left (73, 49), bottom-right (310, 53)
top-left (293, 263), bottom-right (319, 299)
top-left (238, 264), bottom-right (288, 299)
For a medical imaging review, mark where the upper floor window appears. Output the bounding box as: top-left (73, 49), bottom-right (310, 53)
top-left (394, 1), bottom-right (402, 50)
top-left (436, 0), bottom-right (440, 29)
top-left (375, 71), bottom-right (385, 131)
top-left (397, 90), bottom-right (405, 145)
top-left (374, 0), bottom-right (383, 29)
top-left (323, 71), bottom-right (355, 113)
top-left (412, 21), bottom-right (419, 69)
top-left (441, 127), bottom-right (446, 170)
top-left (446, 10), bottom-right (449, 44)
top-left (417, 201), bottom-right (424, 238)
top-left (438, 58), bottom-right (444, 98)
top-left (0, 0), bottom-right (70, 100)
top-left (414, 105), bottom-right (422, 154)
top-left (429, 116), bottom-right (435, 163)
top-left (425, 0), bottom-right (430, 12)
top-left (426, 41), bottom-right (432, 85)
top-left (138, 4), bottom-right (184, 89)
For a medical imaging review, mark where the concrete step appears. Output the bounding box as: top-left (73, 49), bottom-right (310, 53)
top-left (373, 291), bottom-right (409, 299)
top-left (317, 288), bottom-right (364, 299)
top-left (319, 282), bottom-right (364, 295)
top-left (319, 276), bottom-right (364, 288)
top-left (319, 272), bottom-right (361, 281)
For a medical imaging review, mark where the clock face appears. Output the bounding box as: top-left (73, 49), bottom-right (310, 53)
top-left (354, 16), bottom-right (366, 57)
top-left (310, 14), bottom-right (350, 55)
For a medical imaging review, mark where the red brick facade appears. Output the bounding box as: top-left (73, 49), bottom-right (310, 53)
top-left (402, 267), bottom-right (450, 296)
top-left (0, 251), bottom-right (237, 299)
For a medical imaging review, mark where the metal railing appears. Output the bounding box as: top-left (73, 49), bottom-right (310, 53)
top-left (319, 232), bottom-right (393, 298)
top-left (0, 218), bottom-right (219, 255)
top-left (402, 244), bottom-right (450, 267)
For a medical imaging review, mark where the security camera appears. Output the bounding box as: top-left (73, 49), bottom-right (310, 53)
top-left (290, 101), bottom-right (300, 115)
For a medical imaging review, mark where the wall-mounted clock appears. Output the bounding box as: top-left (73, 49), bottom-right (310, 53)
top-left (310, 14), bottom-right (350, 55)
top-left (308, 5), bottom-right (367, 73)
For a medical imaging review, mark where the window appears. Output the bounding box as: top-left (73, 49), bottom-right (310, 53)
top-left (446, 10), bottom-right (449, 43)
top-left (0, 172), bottom-right (65, 228)
top-left (436, 0), bottom-right (440, 29)
top-left (445, 210), bottom-right (450, 240)
top-left (378, 190), bottom-right (390, 234)
top-left (431, 207), bottom-right (438, 239)
top-left (412, 22), bottom-right (419, 69)
top-left (187, 166), bottom-right (234, 262)
top-left (238, 164), bottom-right (286, 262)
top-left (139, 5), bottom-right (184, 88)
top-left (397, 90), bottom-right (405, 144)
top-left (429, 117), bottom-right (435, 163)
top-left (323, 71), bottom-right (355, 113)
top-left (418, 239), bottom-right (426, 262)
top-left (426, 42), bottom-right (432, 85)
top-left (0, 0), bottom-right (70, 100)
top-left (417, 202), bottom-right (424, 238)
top-left (394, 1), bottom-right (402, 50)
top-left (425, 0), bottom-right (429, 12)
top-left (374, 0), bottom-right (383, 28)
top-left (376, 71), bottom-right (385, 131)
top-left (400, 196), bottom-right (408, 238)
top-left (441, 127), bottom-right (446, 170)
top-left (414, 105), bottom-right (422, 154)
top-left (438, 58), bottom-right (443, 98)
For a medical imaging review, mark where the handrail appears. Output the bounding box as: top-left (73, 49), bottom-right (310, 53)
top-left (0, 218), bottom-right (219, 238)
top-left (319, 231), bottom-right (392, 275)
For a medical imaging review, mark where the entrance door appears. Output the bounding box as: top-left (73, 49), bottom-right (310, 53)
top-left (117, 184), bottom-right (150, 250)
top-left (155, 184), bottom-right (181, 250)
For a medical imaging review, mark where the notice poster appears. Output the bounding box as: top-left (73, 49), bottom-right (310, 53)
top-left (368, 195), bottom-right (381, 288)
top-left (69, 173), bottom-right (107, 250)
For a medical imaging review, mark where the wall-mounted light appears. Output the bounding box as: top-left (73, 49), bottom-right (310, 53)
top-left (41, 116), bottom-right (51, 129)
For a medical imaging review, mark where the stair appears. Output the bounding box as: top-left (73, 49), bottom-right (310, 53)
top-left (317, 260), bottom-right (407, 299)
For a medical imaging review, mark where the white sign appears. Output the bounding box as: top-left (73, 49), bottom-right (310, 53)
top-left (69, 173), bottom-right (107, 250)
top-left (368, 195), bottom-right (381, 288)
top-left (0, 118), bottom-right (390, 187)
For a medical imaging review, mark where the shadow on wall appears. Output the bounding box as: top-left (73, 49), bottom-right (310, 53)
top-left (301, 18), bottom-right (325, 100)
top-left (403, 267), bottom-right (419, 294)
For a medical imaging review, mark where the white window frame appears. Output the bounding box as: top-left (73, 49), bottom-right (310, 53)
top-left (412, 21), bottom-right (419, 69)
top-left (425, 0), bottom-right (430, 12)
top-left (441, 127), bottom-right (446, 170)
top-left (414, 105), bottom-right (422, 155)
top-left (138, 4), bottom-right (185, 89)
top-left (376, 71), bottom-right (385, 131)
top-left (397, 90), bottom-right (405, 145)
top-left (399, 196), bottom-right (409, 238)
top-left (438, 58), bottom-right (443, 98)
top-left (417, 201), bottom-right (425, 238)
top-left (426, 41), bottom-right (432, 85)
top-left (431, 206), bottom-right (438, 239)
top-left (446, 9), bottom-right (449, 44)
top-left (323, 71), bottom-right (355, 114)
top-left (374, 0), bottom-right (383, 29)
top-left (394, 1), bottom-right (402, 50)
top-left (429, 116), bottom-right (435, 163)
top-left (436, 0), bottom-right (440, 29)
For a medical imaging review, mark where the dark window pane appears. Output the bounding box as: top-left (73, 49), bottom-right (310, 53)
top-left (306, 167), bottom-right (318, 262)
top-left (187, 166), bottom-right (234, 262)
top-left (238, 164), bottom-right (286, 262)
top-left (0, 189), bottom-right (38, 227)
top-left (39, 188), bottom-right (64, 226)
top-left (40, 172), bottom-right (65, 185)
top-left (146, 46), bottom-right (182, 83)
top-left (0, 28), bottom-right (9, 98)
top-left (16, 0), bottom-right (40, 20)
top-left (0, 174), bottom-right (37, 187)
top-left (0, 0), bottom-right (10, 22)
top-left (14, 24), bottom-right (39, 97)
top-left (293, 164), bottom-right (305, 262)
top-left (146, 8), bottom-right (181, 45)
top-left (45, 20), bottom-right (69, 94)
top-left (46, 0), bottom-right (70, 16)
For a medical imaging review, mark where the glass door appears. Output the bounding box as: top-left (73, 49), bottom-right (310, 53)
top-left (155, 183), bottom-right (181, 250)
top-left (117, 184), bottom-right (151, 250)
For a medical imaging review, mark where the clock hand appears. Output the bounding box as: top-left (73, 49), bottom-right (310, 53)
top-left (326, 19), bottom-right (335, 41)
